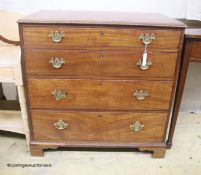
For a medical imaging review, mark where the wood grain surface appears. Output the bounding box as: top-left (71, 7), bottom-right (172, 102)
top-left (17, 11), bottom-right (186, 28)
top-left (22, 26), bottom-right (181, 51)
top-left (191, 41), bottom-right (201, 61)
top-left (31, 110), bottom-right (167, 142)
top-left (27, 78), bottom-right (173, 110)
top-left (24, 49), bottom-right (178, 78)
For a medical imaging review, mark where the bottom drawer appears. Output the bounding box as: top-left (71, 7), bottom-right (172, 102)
top-left (31, 111), bottom-right (168, 143)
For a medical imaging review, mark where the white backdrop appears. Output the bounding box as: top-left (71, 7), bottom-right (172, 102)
top-left (0, 0), bottom-right (200, 19)
top-left (186, 0), bottom-right (201, 20)
top-left (0, 0), bottom-right (186, 17)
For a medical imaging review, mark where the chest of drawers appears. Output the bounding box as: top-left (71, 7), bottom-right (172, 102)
top-left (18, 11), bottom-right (186, 158)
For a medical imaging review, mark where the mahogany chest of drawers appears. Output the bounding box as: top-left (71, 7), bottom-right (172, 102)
top-left (18, 11), bottom-right (186, 158)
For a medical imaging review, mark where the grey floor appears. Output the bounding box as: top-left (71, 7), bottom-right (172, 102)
top-left (0, 113), bottom-right (201, 175)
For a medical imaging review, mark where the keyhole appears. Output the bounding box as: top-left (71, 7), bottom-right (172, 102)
top-left (98, 114), bottom-right (102, 117)
top-left (100, 31), bottom-right (104, 36)
top-left (99, 81), bottom-right (102, 86)
top-left (98, 55), bottom-right (104, 61)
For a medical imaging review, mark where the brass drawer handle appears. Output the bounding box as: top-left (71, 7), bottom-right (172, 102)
top-left (133, 90), bottom-right (149, 100)
top-left (51, 89), bottom-right (67, 101)
top-left (136, 58), bottom-right (152, 70)
top-left (130, 121), bottom-right (144, 132)
top-left (48, 31), bottom-right (64, 43)
top-left (54, 120), bottom-right (68, 130)
top-left (139, 33), bottom-right (155, 45)
top-left (49, 58), bottom-right (65, 69)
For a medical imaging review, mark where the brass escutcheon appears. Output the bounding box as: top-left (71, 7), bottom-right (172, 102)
top-left (54, 120), bottom-right (68, 130)
top-left (48, 31), bottom-right (64, 43)
top-left (51, 89), bottom-right (67, 101)
top-left (139, 33), bottom-right (155, 45)
top-left (49, 57), bottom-right (65, 69)
top-left (133, 90), bottom-right (149, 100)
top-left (130, 121), bottom-right (144, 132)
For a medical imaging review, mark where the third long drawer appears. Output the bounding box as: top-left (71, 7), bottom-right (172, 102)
top-left (27, 78), bottom-right (173, 110)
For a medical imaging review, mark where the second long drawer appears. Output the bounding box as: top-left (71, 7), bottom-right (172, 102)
top-left (27, 78), bottom-right (173, 110)
top-left (24, 49), bottom-right (178, 78)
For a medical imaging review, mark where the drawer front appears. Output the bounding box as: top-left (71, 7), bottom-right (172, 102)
top-left (32, 110), bottom-right (167, 142)
top-left (27, 79), bottom-right (173, 110)
top-left (24, 49), bottom-right (177, 78)
top-left (191, 41), bottom-right (201, 60)
top-left (22, 26), bottom-right (181, 51)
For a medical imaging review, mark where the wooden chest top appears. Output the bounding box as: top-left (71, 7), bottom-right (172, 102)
top-left (18, 10), bottom-right (186, 28)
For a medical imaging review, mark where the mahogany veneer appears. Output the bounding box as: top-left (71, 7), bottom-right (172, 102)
top-left (24, 49), bottom-right (178, 78)
top-left (32, 111), bottom-right (168, 142)
top-left (22, 26), bottom-right (181, 51)
top-left (27, 79), bottom-right (173, 110)
top-left (18, 11), bottom-right (186, 158)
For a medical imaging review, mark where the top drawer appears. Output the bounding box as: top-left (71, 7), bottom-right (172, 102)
top-left (22, 25), bottom-right (181, 51)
